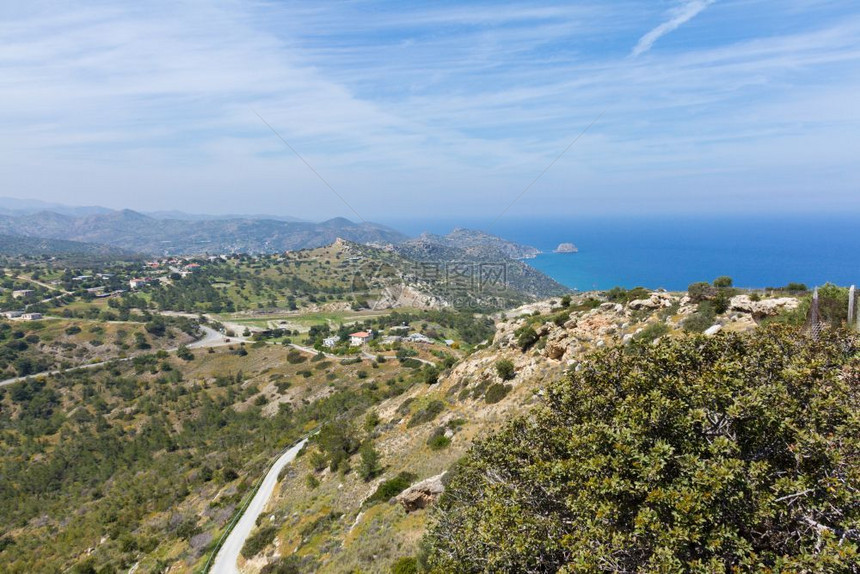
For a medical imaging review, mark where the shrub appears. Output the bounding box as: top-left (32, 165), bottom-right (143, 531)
top-left (241, 525), bottom-right (277, 559)
top-left (682, 301), bottom-right (716, 333)
top-left (391, 556), bottom-right (418, 574)
top-left (408, 400), bottom-right (446, 428)
top-left (176, 345), bottom-right (194, 361)
top-left (515, 326), bottom-right (539, 351)
top-left (423, 365), bottom-right (440, 385)
top-left (425, 327), bottom-right (860, 572)
top-left (358, 441), bottom-right (382, 481)
top-left (484, 383), bottom-right (511, 404)
top-left (495, 359), bottom-right (515, 381)
top-left (633, 322), bottom-right (669, 343)
top-left (260, 557), bottom-right (302, 574)
top-left (687, 281), bottom-right (716, 303)
top-left (713, 275), bottom-right (734, 288)
top-left (286, 350), bottom-right (307, 364)
top-left (365, 472), bottom-right (418, 507)
top-left (427, 427), bottom-right (451, 450)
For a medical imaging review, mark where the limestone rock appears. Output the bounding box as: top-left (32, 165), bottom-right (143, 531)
top-left (396, 473), bottom-right (446, 513)
top-left (729, 295), bottom-right (799, 318)
top-left (704, 324), bottom-right (722, 336)
top-left (628, 292), bottom-right (675, 311)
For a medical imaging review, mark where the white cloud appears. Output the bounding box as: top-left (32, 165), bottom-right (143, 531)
top-left (632, 0), bottom-right (716, 57)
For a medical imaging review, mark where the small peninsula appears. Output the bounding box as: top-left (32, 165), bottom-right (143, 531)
top-left (554, 242), bottom-right (578, 253)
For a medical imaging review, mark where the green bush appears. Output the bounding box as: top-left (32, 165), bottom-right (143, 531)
top-left (365, 472), bottom-right (418, 507)
top-left (391, 556), bottom-right (418, 574)
top-left (241, 524), bottom-right (277, 559)
top-left (682, 301), bottom-right (716, 333)
top-left (425, 326), bottom-right (860, 572)
top-left (687, 281), bottom-right (716, 303)
top-left (633, 322), bottom-right (669, 343)
top-left (515, 326), bottom-right (539, 351)
top-left (713, 275), bottom-right (733, 288)
top-left (427, 427), bottom-right (451, 450)
top-left (495, 359), bottom-right (515, 381)
top-left (484, 383), bottom-right (511, 404)
top-left (260, 556), bottom-right (302, 574)
top-left (408, 400), bottom-right (446, 428)
top-left (358, 441), bottom-right (382, 481)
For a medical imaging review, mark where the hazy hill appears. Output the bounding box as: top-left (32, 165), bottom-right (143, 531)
top-left (0, 233), bottom-right (136, 258)
top-left (0, 210), bottom-right (407, 255)
top-left (395, 228), bottom-right (566, 298)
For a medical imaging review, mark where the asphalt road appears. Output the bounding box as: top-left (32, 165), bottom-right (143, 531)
top-left (209, 439), bottom-right (308, 574)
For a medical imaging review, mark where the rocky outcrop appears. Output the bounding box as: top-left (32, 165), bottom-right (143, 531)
top-left (729, 295), bottom-right (799, 318)
top-left (396, 473), bottom-right (446, 513)
top-left (628, 292), bottom-right (675, 311)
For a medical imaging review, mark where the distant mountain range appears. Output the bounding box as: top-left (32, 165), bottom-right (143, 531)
top-left (0, 198), bottom-right (568, 296)
top-left (0, 208), bottom-right (406, 255)
top-left (0, 197), bottom-right (304, 222)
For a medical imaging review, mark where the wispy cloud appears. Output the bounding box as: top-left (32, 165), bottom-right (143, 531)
top-left (632, 0), bottom-right (716, 57)
top-left (1, 1), bottom-right (859, 217)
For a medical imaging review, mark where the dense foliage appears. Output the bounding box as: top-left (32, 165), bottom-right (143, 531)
top-left (425, 326), bottom-right (860, 572)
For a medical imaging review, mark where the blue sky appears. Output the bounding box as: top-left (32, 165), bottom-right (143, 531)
top-left (1, 0), bottom-right (858, 221)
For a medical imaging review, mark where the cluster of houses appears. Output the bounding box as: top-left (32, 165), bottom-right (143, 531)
top-left (322, 330), bottom-right (375, 348)
top-left (129, 277), bottom-right (157, 289)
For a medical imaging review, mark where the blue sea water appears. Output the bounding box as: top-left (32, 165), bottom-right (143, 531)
top-left (385, 215), bottom-right (860, 291)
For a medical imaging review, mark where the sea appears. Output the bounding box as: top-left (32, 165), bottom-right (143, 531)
top-left (385, 215), bottom-right (860, 292)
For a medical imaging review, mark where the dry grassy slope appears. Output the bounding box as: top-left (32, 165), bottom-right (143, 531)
top-left (247, 291), bottom-right (799, 573)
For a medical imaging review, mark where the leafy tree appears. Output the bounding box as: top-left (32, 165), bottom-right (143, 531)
top-left (425, 327), bottom-right (860, 573)
top-left (713, 275), bottom-right (734, 288)
top-left (358, 441), bottom-right (382, 481)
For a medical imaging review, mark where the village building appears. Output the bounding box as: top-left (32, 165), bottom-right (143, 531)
top-left (12, 289), bottom-right (34, 299)
top-left (22, 312), bottom-right (43, 320)
top-left (349, 331), bottom-right (373, 346)
top-left (322, 336), bottom-right (339, 348)
top-left (129, 278), bottom-right (151, 289)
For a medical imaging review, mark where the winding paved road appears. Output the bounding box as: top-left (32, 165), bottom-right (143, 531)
top-left (209, 439), bottom-right (308, 574)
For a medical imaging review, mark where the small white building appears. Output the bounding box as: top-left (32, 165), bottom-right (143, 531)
top-left (129, 278), bottom-right (150, 289)
top-left (12, 290), bottom-right (34, 299)
top-left (349, 331), bottom-right (373, 346)
top-left (406, 333), bottom-right (433, 344)
top-left (22, 312), bottom-right (43, 320)
top-left (3, 311), bottom-right (23, 319)
top-left (322, 336), bottom-right (339, 348)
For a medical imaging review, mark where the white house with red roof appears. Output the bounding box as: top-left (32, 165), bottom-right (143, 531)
top-left (349, 331), bottom-right (373, 346)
